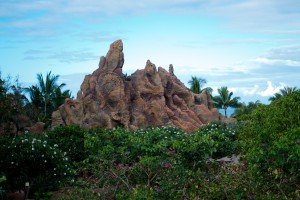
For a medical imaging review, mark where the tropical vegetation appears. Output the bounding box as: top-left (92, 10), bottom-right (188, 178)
top-left (212, 86), bottom-right (241, 118)
top-left (188, 76), bottom-right (213, 94)
top-left (269, 86), bottom-right (299, 101)
top-left (231, 100), bottom-right (261, 118)
top-left (0, 71), bottom-right (299, 199)
top-left (25, 71), bottom-right (71, 124)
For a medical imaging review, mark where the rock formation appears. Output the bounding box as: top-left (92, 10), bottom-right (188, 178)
top-left (52, 40), bottom-right (221, 133)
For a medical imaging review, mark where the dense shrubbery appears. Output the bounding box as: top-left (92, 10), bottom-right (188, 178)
top-left (1, 92), bottom-right (299, 199)
top-left (238, 91), bottom-right (300, 199)
top-left (48, 125), bottom-right (85, 163)
top-left (0, 132), bottom-right (74, 199)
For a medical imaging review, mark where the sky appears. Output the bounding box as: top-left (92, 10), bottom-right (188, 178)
top-left (1, 0), bottom-right (300, 105)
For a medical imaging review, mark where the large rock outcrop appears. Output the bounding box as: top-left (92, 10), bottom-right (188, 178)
top-left (52, 40), bottom-right (221, 132)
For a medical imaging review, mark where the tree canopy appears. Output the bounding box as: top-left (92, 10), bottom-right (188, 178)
top-left (213, 86), bottom-right (241, 118)
top-left (269, 86), bottom-right (299, 101)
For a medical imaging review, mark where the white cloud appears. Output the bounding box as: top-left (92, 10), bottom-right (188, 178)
top-left (258, 81), bottom-right (285, 97)
top-left (243, 85), bottom-right (259, 96)
top-left (1, 0), bottom-right (300, 30)
top-left (253, 57), bottom-right (300, 67)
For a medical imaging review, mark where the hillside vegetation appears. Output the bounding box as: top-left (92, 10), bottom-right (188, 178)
top-left (1, 91), bottom-right (299, 199)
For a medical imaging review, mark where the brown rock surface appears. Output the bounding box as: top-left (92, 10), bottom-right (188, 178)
top-left (25, 122), bottom-right (45, 134)
top-left (52, 40), bottom-right (221, 132)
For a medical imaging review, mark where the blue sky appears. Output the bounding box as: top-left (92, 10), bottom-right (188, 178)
top-left (1, 0), bottom-right (300, 104)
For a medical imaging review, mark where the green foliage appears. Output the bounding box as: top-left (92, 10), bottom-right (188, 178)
top-left (2, 98), bottom-right (299, 200)
top-left (0, 133), bottom-right (73, 198)
top-left (0, 73), bottom-right (28, 133)
top-left (238, 91), bottom-right (300, 199)
top-left (213, 86), bottom-right (241, 118)
top-left (188, 76), bottom-right (212, 94)
top-left (0, 175), bottom-right (6, 199)
top-left (232, 100), bottom-right (262, 118)
top-left (71, 125), bottom-right (243, 199)
top-left (269, 86), bottom-right (299, 101)
top-left (196, 122), bottom-right (240, 158)
top-left (48, 125), bottom-right (85, 163)
top-left (25, 71), bottom-right (71, 124)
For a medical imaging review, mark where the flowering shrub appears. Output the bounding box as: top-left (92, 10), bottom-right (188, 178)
top-left (196, 122), bottom-right (240, 158)
top-left (48, 125), bottom-right (85, 163)
top-left (238, 91), bottom-right (300, 199)
top-left (0, 132), bottom-right (73, 198)
top-left (77, 126), bottom-right (221, 199)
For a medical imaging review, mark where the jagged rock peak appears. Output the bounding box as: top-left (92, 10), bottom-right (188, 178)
top-left (52, 40), bottom-right (222, 133)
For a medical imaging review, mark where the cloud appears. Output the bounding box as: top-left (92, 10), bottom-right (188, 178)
top-left (253, 57), bottom-right (300, 67)
top-left (1, 0), bottom-right (300, 32)
top-left (243, 85), bottom-right (259, 96)
top-left (258, 81), bottom-right (285, 97)
top-left (209, 0), bottom-right (300, 32)
top-left (23, 49), bottom-right (99, 63)
top-left (265, 45), bottom-right (300, 62)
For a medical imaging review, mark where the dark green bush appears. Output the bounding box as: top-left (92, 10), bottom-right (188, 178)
top-left (48, 125), bottom-right (85, 163)
top-left (0, 132), bottom-right (73, 198)
top-left (238, 91), bottom-right (300, 199)
top-left (195, 122), bottom-right (240, 158)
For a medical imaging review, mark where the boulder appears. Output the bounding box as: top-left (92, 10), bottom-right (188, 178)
top-left (52, 40), bottom-right (221, 132)
top-left (25, 122), bottom-right (45, 134)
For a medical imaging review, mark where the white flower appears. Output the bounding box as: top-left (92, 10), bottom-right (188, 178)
top-left (43, 144), bottom-right (46, 147)
top-left (42, 154), bottom-right (44, 157)
top-left (32, 148), bottom-right (35, 151)
top-left (54, 144), bottom-right (58, 147)
top-left (64, 173), bottom-right (66, 175)
top-left (11, 162), bottom-right (14, 165)
top-left (54, 173), bottom-right (56, 176)
top-left (44, 160), bottom-right (47, 163)
top-left (54, 168), bottom-right (56, 170)
top-left (54, 151), bottom-right (56, 154)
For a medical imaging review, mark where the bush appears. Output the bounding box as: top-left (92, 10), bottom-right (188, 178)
top-left (0, 132), bottom-right (73, 198)
top-left (74, 126), bottom-right (224, 199)
top-left (238, 91), bottom-right (300, 199)
top-left (48, 125), bottom-right (85, 163)
top-left (195, 122), bottom-right (240, 158)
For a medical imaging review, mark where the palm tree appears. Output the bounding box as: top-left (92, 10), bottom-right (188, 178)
top-left (188, 76), bottom-right (213, 94)
top-left (269, 86), bottom-right (299, 101)
top-left (25, 85), bottom-right (44, 109)
top-left (53, 87), bottom-right (72, 108)
top-left (213, 86), bottom-right (241, 118)
top-left (26, 71), bottom-right (67, 117)
top-left (232, 100), bottom-right (261, 118)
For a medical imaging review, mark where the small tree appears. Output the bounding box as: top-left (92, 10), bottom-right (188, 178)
top-left (25, 71), bottom-right (71, 123)
top-left (188, 76), bottom-right (212, 94)
top-left (232, 100), bottom-right (262, 118)
top-left (213, 86), bottom-right (241, 118)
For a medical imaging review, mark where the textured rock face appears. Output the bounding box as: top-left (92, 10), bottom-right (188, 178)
top-left (52, 40), bottom-right (221, 132)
